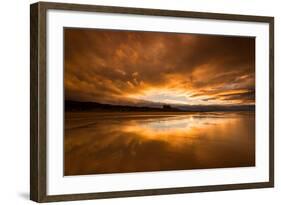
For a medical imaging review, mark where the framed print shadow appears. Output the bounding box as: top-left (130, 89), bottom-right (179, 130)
top-left (30, 1), bottom-right (274, 203)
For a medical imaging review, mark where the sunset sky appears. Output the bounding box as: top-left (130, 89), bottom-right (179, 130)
top-left (64, 28), bottom-right (255, 107)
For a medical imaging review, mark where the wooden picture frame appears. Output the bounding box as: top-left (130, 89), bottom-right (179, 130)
top-left (30, 1), bottom-right (274, 202)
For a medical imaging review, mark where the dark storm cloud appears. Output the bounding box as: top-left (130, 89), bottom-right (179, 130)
top-left (64, 28), bottom-right (255, 106)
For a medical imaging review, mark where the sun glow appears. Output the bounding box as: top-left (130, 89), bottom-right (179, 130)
top-left (127, 88), bottom-right (192, 105)
top-left (125, 87), bottom-right (237, 106)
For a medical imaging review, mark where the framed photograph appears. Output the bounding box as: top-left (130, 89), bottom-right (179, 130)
top-left (30, 2), bottom-right (274, 202)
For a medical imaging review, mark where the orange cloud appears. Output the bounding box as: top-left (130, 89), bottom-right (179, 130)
top-left (64, 28), bottom-right (255, 107)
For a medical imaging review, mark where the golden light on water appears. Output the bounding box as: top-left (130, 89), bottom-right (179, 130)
top-left (121, 115), bottom-right (240, 147)
top-left (64, 112), bottom-right (255, 175)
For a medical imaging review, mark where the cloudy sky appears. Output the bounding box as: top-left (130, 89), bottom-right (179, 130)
top-left (64, 28), bottom-right (255, 107)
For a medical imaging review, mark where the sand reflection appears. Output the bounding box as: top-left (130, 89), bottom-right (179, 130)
top-left (64, 112), bottom-right (255, 176)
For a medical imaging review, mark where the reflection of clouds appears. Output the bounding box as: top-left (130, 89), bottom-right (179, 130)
top-left (64, 112), bottom-right (255, 175)
top-left (121, 114), bottom-right (240, 147)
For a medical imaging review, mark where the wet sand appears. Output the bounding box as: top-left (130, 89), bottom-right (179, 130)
top-left (64, 111), bottom-right (255, 176)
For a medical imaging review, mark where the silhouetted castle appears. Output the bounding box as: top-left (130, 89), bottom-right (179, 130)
top-left (162, 104), bottom-right (172, 110)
